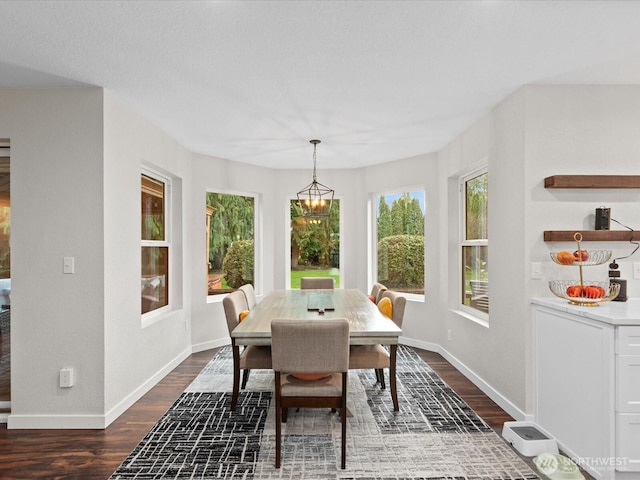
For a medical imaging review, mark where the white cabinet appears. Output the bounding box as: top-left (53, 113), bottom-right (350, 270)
top-left (616, 355), bottom-right (640, 412)
top-left (616, 413), bottom-right (640, 472)
top-left (616, 327), bottom-right (640, 474)
top-left (533, 299), bottom-right (640, 480)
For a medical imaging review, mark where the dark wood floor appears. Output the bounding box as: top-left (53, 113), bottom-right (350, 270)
top-left (0, 347), bottom-right (529, 479)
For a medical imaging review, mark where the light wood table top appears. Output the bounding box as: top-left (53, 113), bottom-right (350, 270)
top-left (231, 289), bottom-right (402, 346)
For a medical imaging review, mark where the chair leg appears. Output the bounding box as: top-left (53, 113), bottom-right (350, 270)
top-left (282, 408), bottom-right (288, 423)
top-left (377, 368), bottom-right (386, 389)
top-left (341, 373), bottom-right (347, 469)
top-left (231, 346), bottom-right (241, 411)
top-left (389, 344), bottom-right (399, 411)
top-left (241, 369), bottom-right (250, 389)
top-left (275, 373), bottom-right (282, 468)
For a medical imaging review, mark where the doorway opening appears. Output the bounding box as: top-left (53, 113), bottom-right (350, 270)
top-left (0, 138), bottom-right (11, 416)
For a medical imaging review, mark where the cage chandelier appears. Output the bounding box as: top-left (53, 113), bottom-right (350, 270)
top-left (296, 139), bottom-right (334, 219)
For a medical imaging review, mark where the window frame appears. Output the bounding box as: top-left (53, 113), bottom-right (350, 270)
top-left (286, 195), bottom-right (342, 290)
top-left (141, 168), bottom-right (172, 320)
top-left (205, 189), bottom-right (259, 301)
top-left (370, 187), bottom-right (426, 302)
top-left (459, 166), bottom-right (489, 323)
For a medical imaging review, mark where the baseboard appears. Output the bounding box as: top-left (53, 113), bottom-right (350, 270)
top-left (7, 346), bottom-right (193, 429)
top-left (191, 337), bottom-right (229, 353)
top-left (7, 413), bottom-right (109, 429)
top-left (400, 337), bottom-right (532, 423)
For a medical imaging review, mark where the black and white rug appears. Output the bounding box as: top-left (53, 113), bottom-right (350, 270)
top-left (110, 346), bottom-right (540, 479)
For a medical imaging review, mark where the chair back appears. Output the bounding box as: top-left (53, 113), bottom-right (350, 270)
top-left (271, 318), bottom-right (349, 373)
top-left (222, 290), bottom-right (249, 335)
top-left (239, 284), bottom-right (257, 309)
top-left (379, 290), bottom-right (406, 328)
top-left (300, 277), bottom-right (335, 289)
top-left (370, 282), bottom-right (387, 303)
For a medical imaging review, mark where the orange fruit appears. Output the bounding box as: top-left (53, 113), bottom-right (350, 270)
top-left (556, 251), bottom-right (575, 265)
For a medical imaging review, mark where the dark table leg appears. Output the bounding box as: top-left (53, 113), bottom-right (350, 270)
top-left (390, 344), bottom-right (399, 411)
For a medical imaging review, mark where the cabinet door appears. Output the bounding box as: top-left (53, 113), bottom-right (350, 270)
top-left (617, 355), bottom-right (640, 412)
top-left (617, 413), bottom-right (640, 472)
top-left (534, 307), bottom-right (615, 471)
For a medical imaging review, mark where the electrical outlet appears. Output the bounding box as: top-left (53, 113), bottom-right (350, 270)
top-left (634, 262), bottom-right (640, 279)
top-left (447, 329), bottom-right (452, 341)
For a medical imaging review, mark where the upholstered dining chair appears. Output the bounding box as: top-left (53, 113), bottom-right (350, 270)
top-left (349, 290), bottom-right (406, 410)
top-left (238, 283), bottom-right (257, 309)
top-left (222, 290), bottom-right (271, 410)
top-left (300, 277), bottom-right (335, 289)
top-left (369, 282), bottom-right (387, 304)
top-left (271, 318), bottom-right (350, 469)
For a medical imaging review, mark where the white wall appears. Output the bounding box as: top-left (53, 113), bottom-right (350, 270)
top-left (2, 88), bottom-right (197, 428)
top-left (1, 88), bottom-right (107, 427)
top-left (438, 85), bottom-right (640, 419)
top-left (103, 91), bottom-right (193, 423)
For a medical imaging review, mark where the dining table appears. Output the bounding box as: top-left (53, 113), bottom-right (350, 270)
top-left (231, 288), bottom-right (403, 410)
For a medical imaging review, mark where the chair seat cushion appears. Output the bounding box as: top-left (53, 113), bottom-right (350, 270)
top-left (291, 372), bottom-right (331, 381)
top-left (348, 344), bottom-right (390, 369)
top-left (239, 345), bottom-right (272, 369)
top-left (281, 372), bottom-right (343, 397)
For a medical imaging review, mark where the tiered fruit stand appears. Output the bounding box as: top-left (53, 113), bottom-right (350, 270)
top-left (548, 232), bottom-right (621, 306)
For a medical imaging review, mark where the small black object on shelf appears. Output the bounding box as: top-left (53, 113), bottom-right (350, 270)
top-left (609, 262), bottom-right (628, 302)
top-left (595, 207), bottom-right (611, 230)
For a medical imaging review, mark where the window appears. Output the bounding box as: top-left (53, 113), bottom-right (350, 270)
top-left (206, 192), bottom-right (255, 296)
top-left (290, 199), bottom-right (340, 289)
top-left (461, 169), bottom-right (488, 316)
top-left (141, 172), bottom-right (170, 315)
top-left (374, 191), bottom-right (425, 295)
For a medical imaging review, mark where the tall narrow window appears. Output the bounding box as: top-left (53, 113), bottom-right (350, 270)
top-left (461, 169), bottom-right (488, 316)
top-left (141, 172), bottom-right (170, 314)
top-left (290, 199), bottom-right (340, 289)
top-left (374, 191), bottom-right (425, 295)
top-left (206, 192), bottom-right (255, 295)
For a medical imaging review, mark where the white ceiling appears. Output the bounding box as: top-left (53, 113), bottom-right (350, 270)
top-left (2, 0), bottom-right (640, 169)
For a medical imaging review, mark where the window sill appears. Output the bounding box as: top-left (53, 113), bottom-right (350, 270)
top-left (141, 305), bottom-right (173, 328)
top-left (450, 307), bottom-right (489, 328)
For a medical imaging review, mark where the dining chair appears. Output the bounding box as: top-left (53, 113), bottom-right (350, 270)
top-left (349, 290), bottom-right (405, 411)
top-left (222, 290), bottom-right (271, 410)
top-left (369, 282), bottom-right (387, 303)
top-left (271, 317), bottom-right (350, 469)
top-left (238, 283), bottom-right (257, 309)
top-left (300, 277), bottom-right (335, 289)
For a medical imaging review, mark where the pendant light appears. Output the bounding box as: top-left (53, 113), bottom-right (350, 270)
top-left (296, 139), bottom-right (334, 219)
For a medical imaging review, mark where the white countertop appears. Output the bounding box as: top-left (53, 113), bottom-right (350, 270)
top-left (532, 297), bottom-right (640, 326)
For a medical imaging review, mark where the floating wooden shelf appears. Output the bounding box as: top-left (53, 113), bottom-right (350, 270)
top-left (544, 230), bottom-right (638, 242)
top-left (544, 175), bottom-right (640, 189)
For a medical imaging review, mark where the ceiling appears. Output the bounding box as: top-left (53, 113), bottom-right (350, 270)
top-left (2, 1), bottom-right (640, 169)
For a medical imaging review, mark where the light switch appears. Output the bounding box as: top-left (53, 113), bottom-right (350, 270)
top-left (60, 367), bottom-right (74, 388)
top-left (63, 257), bottom-right (75, 274)
top-left (531, 262), bottom-right (542, 279)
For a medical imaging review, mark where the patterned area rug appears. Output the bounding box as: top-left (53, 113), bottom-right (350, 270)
top-left (110, 346), bottom-right (540, 479)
